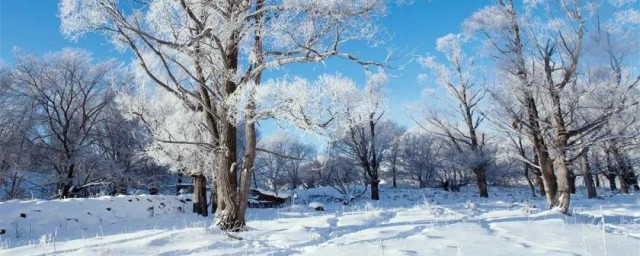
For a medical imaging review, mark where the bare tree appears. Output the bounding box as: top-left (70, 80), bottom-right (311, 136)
top-left (333, 118), bottom-right (404, 200)
top-left (321, 153), bottom-right (367, 203)
top-left (416, 33), bottom-right (490, 197)
top-left (11, 49), bottom-right (117, 198)
top-left (398, 132), bottom-right (441, 188)
top-left (0, 66), bottom-right (35, 199)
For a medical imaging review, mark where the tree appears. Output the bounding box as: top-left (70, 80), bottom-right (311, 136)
top-left (398, 132), bottom-right (441, 188)
top-left (586, 7), bottom-right (640, 194)
top-left (61, 0), bottom-right (387, 231)
top-left (333, 114), bottom-right (404, 200)
top-left (11, 49), bottom-right (118, 198)
top-left (0, 66), bottom-right (35, 199)
top-left (467, 0), bottom-right (638, 213)
top-left (94, 100), bottom-right (169, 196)
top-left (255, 134), bottom-right (315, 191)
top-left (416, 33), bottom-right (490, 197)
top-left (117, 87), bottom-right (214, 216)
top-left (320, 152), bottom-right (367, 203)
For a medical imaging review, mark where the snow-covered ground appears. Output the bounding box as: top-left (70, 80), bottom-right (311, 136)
top-left (1, 186), bottom-right (639, 255)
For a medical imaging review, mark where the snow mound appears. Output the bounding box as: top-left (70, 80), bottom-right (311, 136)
top-left (309, 202), bottom-right (325, 210)
top-left (0, 195), bottom-right (191, 244)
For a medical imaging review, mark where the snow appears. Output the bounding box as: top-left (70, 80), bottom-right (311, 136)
top-left (1, 187), bottom-right (639, 255)
top-left (308, 202), bottom-right (324, 210)
top-left (254, 188), bottom-right (292, 199)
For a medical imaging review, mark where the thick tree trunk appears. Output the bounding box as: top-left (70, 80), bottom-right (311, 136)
top-left (215, 119), bottom-right (241, 231)
top-left (192, 174), bottom-right (208, 216)
top-left (580, 151), bottom-right (597, 199)
top-left (371, 179), bottom-right (380, 200)
top-left (474, 166), bottom-right (489, 198)
top-left (526, 96), bottom-right (556, 207)
top-left (236, 121), bottom-right (257, 231)
top-left (553, 157), bottom-right (571, 214)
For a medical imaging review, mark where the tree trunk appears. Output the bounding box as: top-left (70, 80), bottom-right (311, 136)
top-left (568, 173), bottom-right (576, 194)
top-left (115, 178), bottom-right (128, 195)
top-left (236, 121), bottom-right (257, 231)
top-left (371, 179), bottom-right (380, 200)
top-left (392, 167), bottom-right (397, 188)
top-left (594, 173), bottom-right (601, 188)
top-left (580, 151), bottom-right (597, 199)
top-left (619, 175), bottom-right (629, 194)
top-left (524, 164), bottom-right (536, 197)
top-left (553, 157), bottom-right (571, 214)
top-left (536, 174), bottom-right (545, 197)
top-left (210, 177), bottom-right (217, 214)
top-left (474, 166), bottom-right (489, 198)
top-left (526, 95), bottom-right (557, 207)
top-left (60, 164), bottom-right (76, 198)
top-left (580, 153), bottom-right (598, 198)
top-left (192, 174), bottom-right (208, 216)
top-left (605, 174), bottom-right (617, 191)
top-left (215, 119), bottom-right (241, 231)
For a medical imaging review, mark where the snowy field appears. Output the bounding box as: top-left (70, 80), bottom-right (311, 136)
top-left (1, 186), bottom-right (639, 256)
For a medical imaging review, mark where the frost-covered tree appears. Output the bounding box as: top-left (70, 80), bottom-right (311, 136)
top-left (398, 132), bottom-right (441, 188)
top-left (416, 33), bottom-right (491, 197)
top-left (330, 72), bottom-right (402, 200)
top-left (61, 0), bottom-right (387, 231)
top-left (254, 133), bottom-right (315, 192)
top-left (94, 101), bottom-right (169, 196)
top-left (585, 5), bottom-right (640, 194)
top-left (319, 152), bottom-right (366, 203)
top-left (11, 49), bottom-right (119, 198)
top-left (0, 66), bottom-right (35, 199)
top-left (467, 0), bottom-right (638, 213)
top-left (466, 0), bottom-right (558, 209)
top-left (117, 86), bottom-right (214, 215)
top-left (256, 133), bottom-right (314, 192)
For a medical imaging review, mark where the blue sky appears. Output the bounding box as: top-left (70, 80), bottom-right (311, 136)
top-left (0, 0), bottom-right (491, 132)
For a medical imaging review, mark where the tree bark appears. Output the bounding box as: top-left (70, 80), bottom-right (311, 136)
top-left (192, 174), bottom-right (208, 216)
top-left (371, 179), bottom-right (380, 200)
top-left (536, 174), bottom-right (546, 197)
top-left (215, 119), bottom-right (241, 231)
top-left (115, 178), bottom-right (128, 195)
top-left (553, 157), bottom-right (571, 214)
top-left (524, 163), bottom-right (536, 197)
top-left (210, 177), bottom-right (217, 214)
top-left (474, 166), bottom-right (489, 198)
top-left (392, 166), bottom-right (397, 188)
top-left (236, 121), bottom-right (257, 231)
top-left (526, 94), bottom-right (557, 207)
top-left (605, 173), bottom-right (617, 191)
top-left (568, 173), bottom-right (576, 194)
top-left (60, 164), bottom-right (76, 198)
top-left (580, 150), bottom-right (597, 199)
top-left (619, 175), bottom-right (629, 194)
